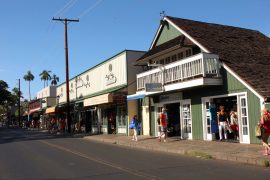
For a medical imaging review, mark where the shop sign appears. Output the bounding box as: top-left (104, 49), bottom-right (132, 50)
top-left (145, 83), bottom-right (162, 92)
top-left (105, 64), bottom-right (117, 86)
top-left (160, 92), bottom-right (182, 103)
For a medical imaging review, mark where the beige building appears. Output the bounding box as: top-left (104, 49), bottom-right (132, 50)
top-left (57, 50), bottom-right (145, 134)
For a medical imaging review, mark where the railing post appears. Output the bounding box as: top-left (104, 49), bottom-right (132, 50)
top-left (202, 53), bottom-right (206, 77)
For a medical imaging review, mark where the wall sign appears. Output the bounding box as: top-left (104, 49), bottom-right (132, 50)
top-left (105, 64), bottom-right (117, 85)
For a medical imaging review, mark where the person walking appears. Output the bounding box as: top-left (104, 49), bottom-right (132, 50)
top-left (131, 115), bottom-right (140, 141)
top-left (260, 108), bottom-right (270, 155)
top-left (218, 105), bottom-right (229, 141)
top-left (160, 108), bottom-right (168, 142)
top-left (157, 116), bottom-right (161, 142)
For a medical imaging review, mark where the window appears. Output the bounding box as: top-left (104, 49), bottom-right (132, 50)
top-left (165, 57), bottom-right (171, 64)
top-left (178, 52), bottom-right (184, 60)
top-left (160, 59), bottom-right (164, 65)
top-left (171, 54), bottom-right (177, 62)
top-left (117, 106), bottom-right (127, 126)
top-left (186, 49), bottom-right (192, 57)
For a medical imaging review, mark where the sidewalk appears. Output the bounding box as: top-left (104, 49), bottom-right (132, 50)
top-left (83, 134), bottom-right (270, 167)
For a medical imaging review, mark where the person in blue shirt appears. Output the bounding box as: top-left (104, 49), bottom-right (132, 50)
top-left (131, 115), bottom-right (140, 141)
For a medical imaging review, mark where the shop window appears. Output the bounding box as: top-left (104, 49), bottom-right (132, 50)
top-left (117, 106), bottom-right (127, 126)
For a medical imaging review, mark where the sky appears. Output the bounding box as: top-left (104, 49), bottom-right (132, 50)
top-left (0, 0), bottom-right (269, 100)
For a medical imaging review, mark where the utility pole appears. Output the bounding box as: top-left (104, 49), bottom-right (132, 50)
top-left (18, 79), bottom-right (21, 127)
top-left (52, 17), bottom-right (79, 133)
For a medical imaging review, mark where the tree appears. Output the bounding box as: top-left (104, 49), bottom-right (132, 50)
top-left (0, 80), bottom-right (11, 105)
top-left (23, 71), bottom-right (34, 101)
top-left (39, 70), bottom-right (51, 87)
top-left (51, 74), bottom-right (59, 86)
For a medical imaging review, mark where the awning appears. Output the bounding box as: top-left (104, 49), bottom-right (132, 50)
top-left (22, 111), bottom-right (28, 116)
top-left (84, 93), bottom-right (113, 107)
top-left (29, 107), bottom-right (40, 115)
top-left (45, 106), bottom-right (56, 114)
top-left (127, 93), bottom-right (145, 101)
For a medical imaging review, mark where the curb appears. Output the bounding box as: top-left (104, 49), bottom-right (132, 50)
top-left (83, 136), bottom-right (269, 168)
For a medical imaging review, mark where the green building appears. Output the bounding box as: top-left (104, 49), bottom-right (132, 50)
top-left (128, 16), bottom-right (270, 144)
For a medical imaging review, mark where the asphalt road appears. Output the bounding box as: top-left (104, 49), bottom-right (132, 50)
top-left (0, 127), bottom-right (269, 180)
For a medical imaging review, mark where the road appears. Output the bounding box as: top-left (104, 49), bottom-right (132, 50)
top-left (0, 127), bottom-right (269, 180)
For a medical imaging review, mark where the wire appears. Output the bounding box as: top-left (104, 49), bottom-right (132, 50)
top-left (78, 0), bottom-right (103, 19)
top-left (53, 0), bottom-right (78, 17)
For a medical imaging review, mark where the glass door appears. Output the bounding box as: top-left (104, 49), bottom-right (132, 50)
top-left (180, 100), bottom-right (192, 139)
top-left (238, 95), bottom-right (250, 143)
top-left (202, 98), bottom-right (212, 140)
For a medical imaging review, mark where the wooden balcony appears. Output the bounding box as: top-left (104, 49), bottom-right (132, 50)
top-left (137, 53), bottom-right (222, 92)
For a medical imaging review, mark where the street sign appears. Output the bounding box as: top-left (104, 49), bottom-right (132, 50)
top-left (145, 83), bottom-right (162, 92)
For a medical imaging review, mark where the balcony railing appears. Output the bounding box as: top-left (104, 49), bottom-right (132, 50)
top-left (137, 53), bottom-right (221, 91)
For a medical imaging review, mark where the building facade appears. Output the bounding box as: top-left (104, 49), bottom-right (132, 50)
top-left (129, 16), bottom-right (270, 144)
top-left (57, 50), bottom-right (145, 134)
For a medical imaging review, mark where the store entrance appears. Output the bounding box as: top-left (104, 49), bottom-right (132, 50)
top-left (166, 103), bottom-right (180, 137)
top-left (107, 108), bottom-right (116, 134)
top-left (207, 96), bottom-right (239, 142)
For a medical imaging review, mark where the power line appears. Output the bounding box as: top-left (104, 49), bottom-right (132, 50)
top-left (78, 0), bottom-right (103, 19)
top-left (53, 0), bottom-right (78, 17)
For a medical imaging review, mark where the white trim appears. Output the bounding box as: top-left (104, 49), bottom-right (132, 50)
top-left (164, 17), bottom-right (210, 53)
top-left (180, 99), bottom-right (192, 140)
top-left (150, 24), bottom-right (163, 50)
top-left (238, 95), bottom-right (250, 144)
top-left (222, 63), bottom-right (264, 102)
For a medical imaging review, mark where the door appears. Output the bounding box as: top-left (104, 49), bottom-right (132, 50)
top-left (202, 98), bottom-right (212, 140)
top-left (238, 95), bottom-right (250, 143)
top-left (180, 100), bottom-right (192, 139)
top-left (155, 105), bottom-right (164, 137)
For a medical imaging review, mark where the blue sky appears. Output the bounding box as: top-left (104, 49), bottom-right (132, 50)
top-left (0, 0), bottom-right (269, 100)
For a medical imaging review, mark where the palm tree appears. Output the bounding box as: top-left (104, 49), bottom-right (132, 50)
top-left (39, 70), bottom-right (51, 87)
top-left (51, 74), bottom-right (59, 86)
top-left (23, 71), bottom-right (34, 101)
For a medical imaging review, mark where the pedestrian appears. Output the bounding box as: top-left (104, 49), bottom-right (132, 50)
top-left (131, 115), bottom-right (140, 141)
top-left (157, 116), bottom-right (161, 142)
top-left (230, 110), bottom-right (239, 140)
top-left (160, 107), bottom-right (168, 142)
top-left (259, 108), bottom-right (270, 156)
top-left (60, 118), bottom-right (66, 133)
top-left (218, 105), bottom-right (229, 141)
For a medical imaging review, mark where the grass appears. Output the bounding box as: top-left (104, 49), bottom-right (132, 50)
top-left (263, 160), bottom-right (270, 167)
top-left (185, 151), bottom-right (213, 159)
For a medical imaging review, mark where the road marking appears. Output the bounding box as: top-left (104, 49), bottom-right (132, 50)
top-left (40, 140), bottom-right (157, 179)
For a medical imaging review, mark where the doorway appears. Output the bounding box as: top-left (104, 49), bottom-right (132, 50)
top-left (202, 94), bottom-right (250, 143)
top-left (166, 103), bottom-right (180, 137)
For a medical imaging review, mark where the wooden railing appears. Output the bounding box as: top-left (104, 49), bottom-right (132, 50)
top-left (137, 53), bottom-right (220, 91)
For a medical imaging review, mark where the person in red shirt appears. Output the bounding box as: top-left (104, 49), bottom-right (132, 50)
top-left (159, 108), bottom-right (168, 142)
top-left (260, 108), bottom-right (270, 155)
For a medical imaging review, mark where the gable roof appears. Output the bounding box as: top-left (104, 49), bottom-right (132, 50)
top-left (136, 35), bottom-right (194, 64)
top-left (138, 16), bottom-right (270, 100)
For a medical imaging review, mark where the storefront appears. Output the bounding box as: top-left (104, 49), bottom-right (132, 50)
top-left (202, 93), bottom-right (248, 143)
top-left (84, 92), bottom-right (127, 135)
top-left (57, 50), bottom-right (145, 136)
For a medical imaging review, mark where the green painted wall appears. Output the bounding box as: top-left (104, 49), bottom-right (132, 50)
top-left (183, 67), bottom-right (262, 143)
top-left (155, 23), bottom-right (181, 47)
top-left (266, 104), bottom-right (270, 111)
